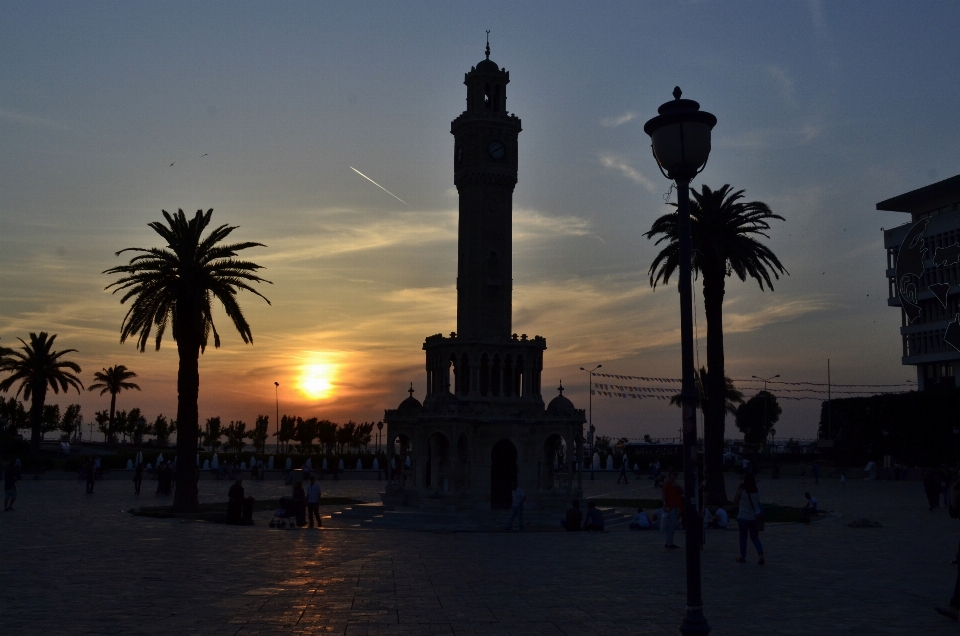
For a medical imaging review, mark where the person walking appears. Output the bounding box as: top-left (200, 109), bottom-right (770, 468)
top-left (306, 475), bottom-right (322, 528)
top-left (504, 482), bottom-right (526, 531)
top-left (85, 458), bottom-right (96, 494)
top-left (661, 471), bottom-right (683, 549)
top-left (617, 456), bottom-right (629, 484)
top-left (4, 462), bottom-right (19, 511)
top-left (292, 480), bottom-right (307, 527)
top-left (133, 462), bottom-right (143, 495)
top-left (733, 474), bottom-right (764, 565)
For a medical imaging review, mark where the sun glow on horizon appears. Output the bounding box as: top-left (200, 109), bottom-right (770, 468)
top-left (298, 357), bottom-right (338, 400)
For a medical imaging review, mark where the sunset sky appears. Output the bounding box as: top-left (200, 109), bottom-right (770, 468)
top-left (2, 2), bottom-right (959, 442)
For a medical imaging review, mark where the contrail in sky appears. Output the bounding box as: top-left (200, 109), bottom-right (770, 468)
top-left (350, 166), bottom-right (406, 205)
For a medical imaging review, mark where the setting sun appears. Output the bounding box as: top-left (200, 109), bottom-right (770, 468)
top-left (298, 361), bottom-right (338, 400)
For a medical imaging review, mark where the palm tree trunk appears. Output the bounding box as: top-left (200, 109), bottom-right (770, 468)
top-left (702, 268), bottom-right (729, 505)
top-left (29, 382), bottom-right (46, 453)
top-left (108, 393), bottom-right (117, 444)
top-left (173, 338), bottom-right (201, 512)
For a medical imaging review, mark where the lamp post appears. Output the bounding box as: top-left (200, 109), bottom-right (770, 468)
top-left (580, 364), bottom-right (601, 480)
top-left (274, 382), bottom-right (280, 454)
top-left (644, 86), bottom-right (716, 636)
top-left (752, 374), bottom-right (779, 449)
top-left (377, 421), bottom-right (384, 480)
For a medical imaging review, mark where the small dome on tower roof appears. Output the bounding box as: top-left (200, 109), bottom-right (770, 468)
top-left (547, 382), bottom-right (575, 415)
top-left (396, 384), bottom-right (422, 415)
top-left (475, 58), bottom-right (500, 73)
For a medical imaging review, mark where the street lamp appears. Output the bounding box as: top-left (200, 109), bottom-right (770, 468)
top-left (645, 87), bottom-right (716, 636)
top-left (274, 382), bottom-right (280, 454)
top-left (752, 375), bottom-right (780, 453)
top-left (377, 421), bottom-right (384, 480)
top-left (580, 364), bottom-right (602, 481)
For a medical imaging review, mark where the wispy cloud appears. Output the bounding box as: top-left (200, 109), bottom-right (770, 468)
top-left (514, 208), bottom-right (592, 241)
top-left (765, 64), bottom-right (798, 107)
top-left (600, 111), bottom-right (640, 128)
top-left (598, 154), bottom-right (657, 192)
top-left (0, 107), bottom-right (70, 131)
top-left (717, 125), bottom-right (821, 150)
top-left (723, 297), bottom-right (829, 334)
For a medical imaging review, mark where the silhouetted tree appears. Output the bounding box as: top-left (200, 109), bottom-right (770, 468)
top-left (735, 391), bottom-right (782, 444)
top-left (60, 404), bottom-right (83, 443)
top-left (0, 332), bottom-right (83, 452)
top-left (337, 421), bottom-right (356, 454)
top-left (646, 185), bottom-right (786, 504)
top-left (94, 410), bottom-right (110, 441)
top-left (0, 397), bottom-right (28, 436)
top-left (152, 415), bottom-right (173, 447)
top-left (42, 404), bottom-right (61, 438)
top-left (277, 415), bottom-right (297, 453)
top-left (87, 365), bottom-right (140, 444)
top-left (317, 419), bottom-right (337, 454)
top-left (104, 209), bottom-right (270, 511)
top-left (251, 415), bottom-right (269, 454)
top-left (294, 417), bottom-right (319, 453)
top-left (224, 420), bottom-right (250, 453)
top-left (202, 416), bottom-right (223, 452)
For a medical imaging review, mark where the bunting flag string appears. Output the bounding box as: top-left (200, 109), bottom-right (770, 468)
top-left (591, 382), bottom-right (907, 396)
top-left (592, 372), bottom-right (913, 388)
top-left (590, 390), bottom-right (859, 402)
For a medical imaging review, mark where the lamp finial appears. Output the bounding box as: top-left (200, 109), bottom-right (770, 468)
top-left (673, 86), bottom-right (682, 100)
top-left (485, 30), bottom-right (491, 59)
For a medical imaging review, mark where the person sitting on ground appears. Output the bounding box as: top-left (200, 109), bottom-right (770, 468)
top-left (629, 507), bottom-right (651, 530)
top-left (583, 500), bottom-right (605, 531)
top-left (292, 480), bottom-right (307, 527)
top-left (704, 505), bottom-right (728, 529)
top-left (801, 491), bottom-right (819, 523)
top-left (562, 500), bottom-right (583, 531)
top-left (651, 506), bottom-right (665, 528)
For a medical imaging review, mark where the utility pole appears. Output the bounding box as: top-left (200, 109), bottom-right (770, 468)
top-left (580, 365), bottom-right (602, 480)
top-left (274, 382), bottom-right (280, 454)
top-left (827, 359), bottom-right (832, 440)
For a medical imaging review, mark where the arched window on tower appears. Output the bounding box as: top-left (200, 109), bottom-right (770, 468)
top-left (484, 83), bottom-right (491, 110)
top-left (493, 84), bottom-right (501, 112)
top-left (491, 354), bottom-right (501, 397)
top-left (459, 353), bottom-right (471, 396)
top-left (448, 354), bottom-right (458, 394)
top-left (479, 353), bottom-right (489, 396)
top-left (515, 355), bottom-right (525, 397)
top-left (502, 355), bottom-right (513, 398)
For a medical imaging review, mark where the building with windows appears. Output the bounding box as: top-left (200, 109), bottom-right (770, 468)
top-left (879, 174), bottom-right (960, 390)
top-left (381, 45), bottom-right (585, 511)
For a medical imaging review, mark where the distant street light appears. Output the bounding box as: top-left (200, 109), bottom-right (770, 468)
top-left (580, 364), bottom-right (601, 480)
top-left (645, 86), bottom-right (716, 636)
top-left (274, 382), bottom-right (280, 454)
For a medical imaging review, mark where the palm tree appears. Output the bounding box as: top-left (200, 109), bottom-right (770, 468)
top-left (646, 184), bottom-right (786, 504)
top-left (87, 365), bottom-right (141, 443)
top-left (669, 367), bottom-right (744, 417)
top-left (0, 332), bottom-right (83, 452)
top-left (104, 208), bottom-right (270, 511)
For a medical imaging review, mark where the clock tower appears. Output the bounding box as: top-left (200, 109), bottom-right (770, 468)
top-left (451, 40), bottom-right (522, 340)
top-left (383, 43), bottom-right (584, 513)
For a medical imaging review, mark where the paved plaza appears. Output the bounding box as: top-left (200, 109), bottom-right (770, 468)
top-left (2, 472), bottom-right (959, 635)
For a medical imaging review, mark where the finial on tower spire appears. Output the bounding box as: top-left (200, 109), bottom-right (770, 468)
top-left (557, 381), bottom-right (564, 395)
top-left (408, 382), bottom-right (415, 398)
top-left (485, 30), bottom-right (491, 59)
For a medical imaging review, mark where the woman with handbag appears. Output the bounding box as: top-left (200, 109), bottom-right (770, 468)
top-left (733, 474), bottom-right (765, 565)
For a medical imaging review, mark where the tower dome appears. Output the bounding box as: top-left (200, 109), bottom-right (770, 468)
top-left (396, 384), bottom-right (422, 415)
top-left (547, 382), bottom-right (575, 416)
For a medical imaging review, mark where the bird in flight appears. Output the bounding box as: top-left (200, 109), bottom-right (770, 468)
top-left (169, 162), bottom-right (175, 167)
top-left (201, 154), bottom-right (208, 157)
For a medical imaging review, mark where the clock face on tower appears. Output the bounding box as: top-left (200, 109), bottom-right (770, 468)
top-left (487, 141), bottom-right (505, 160)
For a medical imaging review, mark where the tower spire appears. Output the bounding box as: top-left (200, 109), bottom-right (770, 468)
top-left (485, 30), bottom-right (490, 59)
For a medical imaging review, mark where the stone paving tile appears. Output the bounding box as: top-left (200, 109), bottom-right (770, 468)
top-left (3, 474), bottom-right (960, 634)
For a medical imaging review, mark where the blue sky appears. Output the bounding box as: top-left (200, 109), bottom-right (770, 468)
top-left (1, 2), bottom-right (958, 441)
